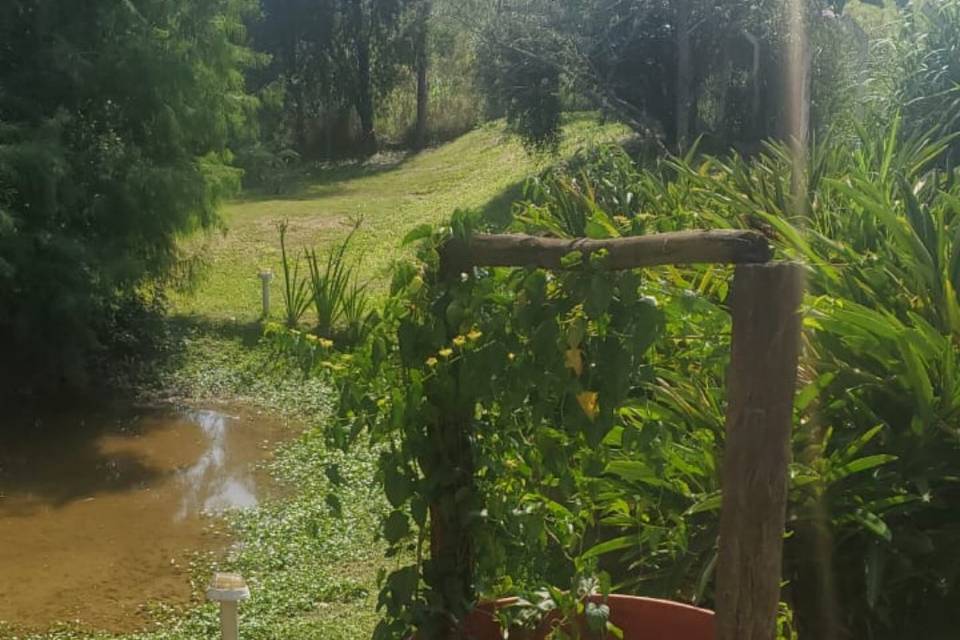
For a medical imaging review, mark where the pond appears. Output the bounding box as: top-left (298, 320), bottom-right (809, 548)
top-left (0, 404), bottom-right (289, 632)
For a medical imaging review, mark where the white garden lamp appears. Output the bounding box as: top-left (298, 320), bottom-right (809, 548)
top-left (207, 572), bottom-right (250, 640)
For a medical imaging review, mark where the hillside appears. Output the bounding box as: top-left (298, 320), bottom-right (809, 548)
top-left (172, 116), bottom-right (630, 320)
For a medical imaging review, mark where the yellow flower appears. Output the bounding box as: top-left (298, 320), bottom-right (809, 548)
top-left (439, 348), bottom-right (454, 359)
top-left (452, 335), bottom-right (467, 347)
top-left (507, 352), bottom-right (516, 361)
top-left (467, 328), bottom-right (483, 341)
top-left (305, 334), bottom-right (319, 344)
top-left (319, 338), bottom-right (334, 349)
top-left (564, 348), bottom-right (584, 376)
top-left (576, 391), bottom-right (599, 421)
top-left (425, 356), bottom-right (439, 367)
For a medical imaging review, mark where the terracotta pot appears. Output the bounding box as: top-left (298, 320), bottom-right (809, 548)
top-left (459, 595), bottom-right (715, 640)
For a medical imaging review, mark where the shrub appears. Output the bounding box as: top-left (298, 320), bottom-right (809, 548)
top-left (505, 121), bottom-right (960, 638)
top-left (0, 0), bottom-right (258, 390)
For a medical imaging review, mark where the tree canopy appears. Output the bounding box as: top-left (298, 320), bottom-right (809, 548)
top-left (0, 0), bottom-right (258, 385)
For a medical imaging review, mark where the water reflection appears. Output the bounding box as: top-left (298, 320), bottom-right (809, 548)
top-left (175, 410), bottom-right (260, 520)
top-left (0, 405), bottom-right (287, 632)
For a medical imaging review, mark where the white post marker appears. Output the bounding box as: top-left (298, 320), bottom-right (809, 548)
top-left (207, 572), bottom-right (250, 640)
top-left (258, 270), bottom-right (273, 318)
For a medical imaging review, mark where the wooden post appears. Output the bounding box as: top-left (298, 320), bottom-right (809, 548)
top-left (716, 263), bottom-right (804, 640)
top-left (258, 270), bottom-right (273, 319)
top-left (421, 279), bottom-right (477, 639)
top-left (424, 405), bottom-right (475, 639)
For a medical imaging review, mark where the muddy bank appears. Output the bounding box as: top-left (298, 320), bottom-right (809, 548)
top-left (0, 404), bottom-right (290, 632)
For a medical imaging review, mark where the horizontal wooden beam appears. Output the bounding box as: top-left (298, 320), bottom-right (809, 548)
top-left (440, 230), bottom-right (772, 273)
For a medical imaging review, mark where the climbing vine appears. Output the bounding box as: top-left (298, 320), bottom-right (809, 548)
top-left (320, 211), bottom-right (668, 639)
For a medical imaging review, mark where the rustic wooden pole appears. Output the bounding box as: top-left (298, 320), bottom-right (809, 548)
top-left (422, 278), bottom-right (477, 639)
top-left (440, 230), bottom-right (771, 275)
top-left (716, 262), bottom-right (804, 640)
top-left (258, 270), bottom-right (273, 319)
top-left (424, 404), bottom-right (475, 639)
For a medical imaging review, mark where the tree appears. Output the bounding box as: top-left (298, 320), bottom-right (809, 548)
top-left (250, 0), bottom-right (415, 158)
top-left (0, 0), bottom-right (258, 388)
top-left (413, 0), bottom-right (432, 149)
top-left (473, 0), bottom-right (857, 152)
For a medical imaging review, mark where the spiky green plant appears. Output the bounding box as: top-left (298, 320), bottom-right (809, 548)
top-left (277, 220), bottom-right (311, 327)
top-left (305, 219), bottom-right (365, 340)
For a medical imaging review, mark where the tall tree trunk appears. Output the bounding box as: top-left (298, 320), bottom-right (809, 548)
top-left (675, 0), bottom-right (692, 150)
top-left (414, 0), bottom-right (431, 149)
top-left (742, 29), bottom-right (762, 143)
top-left (786, 0), bottom-right (810, 213)
top-left (285, 0), bottom-right (306, 152)
top-left (350, 0), bottom-right (376, 155)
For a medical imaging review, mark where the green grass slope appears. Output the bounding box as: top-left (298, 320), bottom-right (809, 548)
top-left (172, 116), bottom-right (630, 319)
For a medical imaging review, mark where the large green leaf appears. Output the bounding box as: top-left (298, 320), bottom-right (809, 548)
top-left (827, 454), bottom-right (898, 483)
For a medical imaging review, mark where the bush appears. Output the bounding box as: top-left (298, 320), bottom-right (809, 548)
top-left (0, 0), bottom-right (258, 390)
top-left (298, 117), bottom-right (960, 640)
top-left (505, 120), bottom-right (960, 638)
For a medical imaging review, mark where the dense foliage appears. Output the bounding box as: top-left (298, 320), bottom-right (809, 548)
top-left (244, 0), bottom-right (483, 168)
top-left (473, 0), bottom-right (921, 151)
top-left (8, 0), bottom-right (960, 638)
top-left (248, 0), bottom-right (413, 156)
top-left (266, 110), bottom-right (960, 640)
top-left (0, 0), bottom-right (257, 387)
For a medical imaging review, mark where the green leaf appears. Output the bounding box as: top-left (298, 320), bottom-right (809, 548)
top-left (832, 424), bottom-right (885, 464)
top-left (897, 332), bottom-right (935, 422)
top-left (581, 535), bottom-right (638, 560)
top-left (827, 303), bottom-right (901, 340)
top-left (686, 492), bottom-right (722, 515)
top-left (796, 372), bottom-right (836, 412)
top-left (852, 510), bottom-right (893, 543)
top-left (605, 460), bottom-right (674, 490)
top-left (324, 463), bottom-right (344, 486)
top-left (584, 211), bottom-right (620, 239)
top-left (402, 223), bottom-right (434, 246)
top-left (387, 566), bottom-right (419, 605)
top-left (410, 496), bottom-right (428, 527)
top-left (384, 510), bottom-right (410, 544)
top-left (325, 493), bottom-right (343, 518)
top-left (561, 250), bottom-right (584, 268)
top-left (384, 466), bottom-right (413, 508)
top-left (827, 455), bottom-right (897, 483)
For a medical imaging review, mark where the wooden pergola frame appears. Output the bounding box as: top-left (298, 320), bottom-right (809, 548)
top-left (434, 229), bottom-right (804, 640)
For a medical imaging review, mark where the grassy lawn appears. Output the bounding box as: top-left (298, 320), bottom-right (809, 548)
top-left (1, 116), bottom-right (625, 640)
top-left (172, 115), bottom-right (630, 320)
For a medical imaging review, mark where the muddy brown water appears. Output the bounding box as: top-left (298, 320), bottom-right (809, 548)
top-left (0, 405), bottom-right (290, 632)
